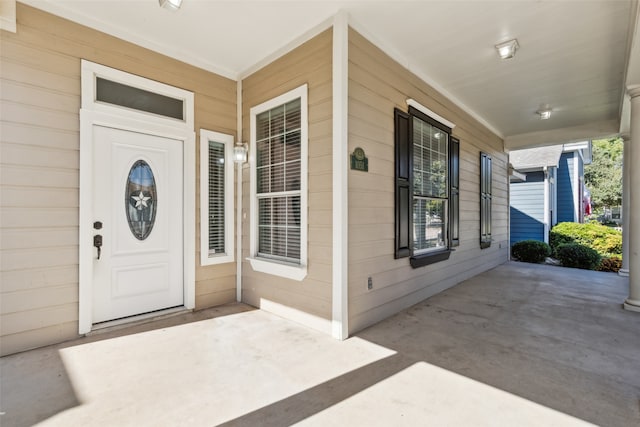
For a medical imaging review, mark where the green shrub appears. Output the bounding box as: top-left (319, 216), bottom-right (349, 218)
top-left (511, 240), bottom-right (552, 264)
top-left (596, 257), bottom-right (622, 273)
top-left (555, 243), bottom-right (602, 270)
top-left (549, 222), bottom-right (622, 257)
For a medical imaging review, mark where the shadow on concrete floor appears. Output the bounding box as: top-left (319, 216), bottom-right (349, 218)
top-left (1, 262), bottom-right (638, 426)
top-left (222, 263), bottom-right (639, 427)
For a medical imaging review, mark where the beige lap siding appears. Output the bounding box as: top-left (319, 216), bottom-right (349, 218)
top-left (0, 4), bottom-right (237, 356)
top-left (347, 29), bottom-right (509, 334)
top-left (240, 30), bottom-right (333, 331)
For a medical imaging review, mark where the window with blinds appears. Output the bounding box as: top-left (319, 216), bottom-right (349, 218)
top-left (412, 115), bottom-right (448, 254)
top-left (394, 105), bottom-right (457, 268)
top-left (208, 141), bottom-right (225, 255)
top-left (256, 98), bottom-right (302, 263)
top-left (199, 129), bottom-right (234, 266)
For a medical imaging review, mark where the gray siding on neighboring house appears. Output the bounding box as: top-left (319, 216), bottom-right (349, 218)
top-left (510, 171), bottom-right (545, 245)
top-left (557, 152), bottom-right (576, 222)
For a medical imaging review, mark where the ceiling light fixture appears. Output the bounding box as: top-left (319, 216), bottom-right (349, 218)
top-left (536, 105), bottom-right (552, 120)
top-left (159, 0), bottom-right (182, 10)
top-left (495, 39), bottom-right (519, 60)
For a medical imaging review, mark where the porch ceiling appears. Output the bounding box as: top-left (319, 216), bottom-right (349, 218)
top-left (21, 0), bottom-right (640, 148)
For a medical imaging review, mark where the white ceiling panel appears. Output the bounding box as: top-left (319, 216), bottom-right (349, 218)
top-left (20, 0), bottom-right (639, 141)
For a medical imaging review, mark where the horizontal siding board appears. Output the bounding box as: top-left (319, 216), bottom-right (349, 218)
top-left (1, 4), bottom-right (238, 355)
top-left (1, 143), bottom-right (79, 169)
top-left (0, 321), bottom-right (78, 357)
top-left (1, 187), bottom-right (78, 208)
top-left (0, 100), bottom-right (79, 131)
top-left (1, 227), bottom-right (78, 250)
top-left (1, 284), bottom-right (78, 315)
top-left (1, 247), bottom-right (78, 271)
top-left (239, 29), bottom-right (333, 323)
top-left (1, 122), bottom-right (79, 151)
top-left (347, 27), bottom-right (508, 334)
top-left (1, 303), bottom-right (77, 336)
top-left (0, 266), bottom-right (78, 293)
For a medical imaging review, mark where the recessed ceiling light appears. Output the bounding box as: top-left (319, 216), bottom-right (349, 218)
top-left (536, 105), bottom-right (552, 120)
top-left (159, 0), bottom-right (182, 10)
top-left (495, 39), bottom-right (519, 60)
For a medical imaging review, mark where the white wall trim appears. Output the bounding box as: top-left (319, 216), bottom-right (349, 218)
top-left (332, 11), bottom-right (349, 340)
top-left (199, 129), bottom-right (235, 266)
top-left (20, 0), bottom-right (237, 79)
top-left (248, 84), bottom-right (308, 281)
top-left (79, 60), bottom-right (195, 334)
top-left (238, 17), bottom-right (334, 80)
top-left (259, 298), bottom-right (332, 335)
top-left (573, 152), bottom-right (580, 222)
top-left (543, 167), bottom-right (550, 243)
top-left (236, 80), bottom-right (243, 302)
top-left (407, 99), bottom-right (456, 130)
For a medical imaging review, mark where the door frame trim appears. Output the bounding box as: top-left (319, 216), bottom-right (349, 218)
top-left (78, 60), bottom-right (195, 334)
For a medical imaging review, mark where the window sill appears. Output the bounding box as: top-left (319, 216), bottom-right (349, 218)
top-left (201, 253), bottom-right (234, 266)
top-left (247, 257), bottom-right (307, 281)
top-left (410, 250), bottom-right (451, 268)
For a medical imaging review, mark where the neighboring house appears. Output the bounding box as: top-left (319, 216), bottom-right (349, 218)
top-left (0, 5), bottom-right (509, 356)
top-left (509, 142), bottom-right (592, 245)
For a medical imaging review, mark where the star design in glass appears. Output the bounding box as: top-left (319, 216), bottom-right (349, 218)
top-left (132, 191), bottom-right (151, 210)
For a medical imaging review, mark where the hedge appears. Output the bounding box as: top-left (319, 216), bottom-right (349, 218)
top-left (549, 222), bottom-right (622, 258)
top-left (511, 240), bottom-right (552, 264)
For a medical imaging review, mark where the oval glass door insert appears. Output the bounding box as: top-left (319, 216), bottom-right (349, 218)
top-left (126, 160), bottom-right (157, 240)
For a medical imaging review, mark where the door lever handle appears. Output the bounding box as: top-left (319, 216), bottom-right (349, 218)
top-left (93, 234), bottom-right (103, 260)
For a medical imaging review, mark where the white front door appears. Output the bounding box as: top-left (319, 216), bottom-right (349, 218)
top-left (92, 126), bottom-right (183, 323)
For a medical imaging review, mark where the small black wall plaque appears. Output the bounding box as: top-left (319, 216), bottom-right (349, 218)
top-left (350, 147), bottom-right (368, 172)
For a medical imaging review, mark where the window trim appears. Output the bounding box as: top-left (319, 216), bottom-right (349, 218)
top-left (480, 152), bottom-right (492, 249)
top-left (248, 84), bottom-right (308, 281)
top-left (409, 106), bottom-right (452, 264)
top-left (395, 103), bottom-right (459, 268)
top-left (200, 129), bottom-right (235, 266)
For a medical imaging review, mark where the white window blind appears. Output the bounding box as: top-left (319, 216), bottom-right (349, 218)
top-left (256, 99), bottom-right (302, 263)
top-left (199, 129), bottom-right (234, 266)
top-left (412, 116), bottom-right (448, 254)
top-left (208, 140), bottom-right (225, 255)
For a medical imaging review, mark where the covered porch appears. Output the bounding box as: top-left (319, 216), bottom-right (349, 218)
top-left (2, 262), bottom-right (637, 426)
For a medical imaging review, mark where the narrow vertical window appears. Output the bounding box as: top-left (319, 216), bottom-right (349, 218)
top-left (200, 129), bottom-right (234, 265)
top-left (249, 85), bottom-right (308, 281)
top-left (208, 141), bottom-right (225, 254)
top-left (480, 152), bottom-right (492, 249)
top-left (395, 103), bottom-right (454, 268)
top-left (450, 138), bottom-right (460, 247)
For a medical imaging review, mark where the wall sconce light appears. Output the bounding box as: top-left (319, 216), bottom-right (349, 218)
top-left (159, 0), bottom-right (183, 11)
top-left (233, 142), bottom-right (248, 164)
top-left (495, 39), bottom-right (519, 59)
top-left (536, 105), bottom-right (552, 120)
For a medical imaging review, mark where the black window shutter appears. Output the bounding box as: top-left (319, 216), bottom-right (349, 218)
top-left (450, 137), bottom-right (460, 247)
top-left (394, 108), bottom-right (411, 258)
top-left (480, 152), bottom-right (492, 249)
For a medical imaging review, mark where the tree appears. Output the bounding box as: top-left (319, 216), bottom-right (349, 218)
top-left (584, 138), bottom-right (622, 213)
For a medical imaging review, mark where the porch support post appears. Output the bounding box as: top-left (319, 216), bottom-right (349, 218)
top-left (624, 85), bottom-right (640, 312)
top-left (619, 134), bottom-right (630, 277)
top-left (331, 11), bottom-right (349, 339)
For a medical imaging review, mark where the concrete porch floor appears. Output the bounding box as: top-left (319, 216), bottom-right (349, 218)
top-left (1, 262), bottom-right (639, 426)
